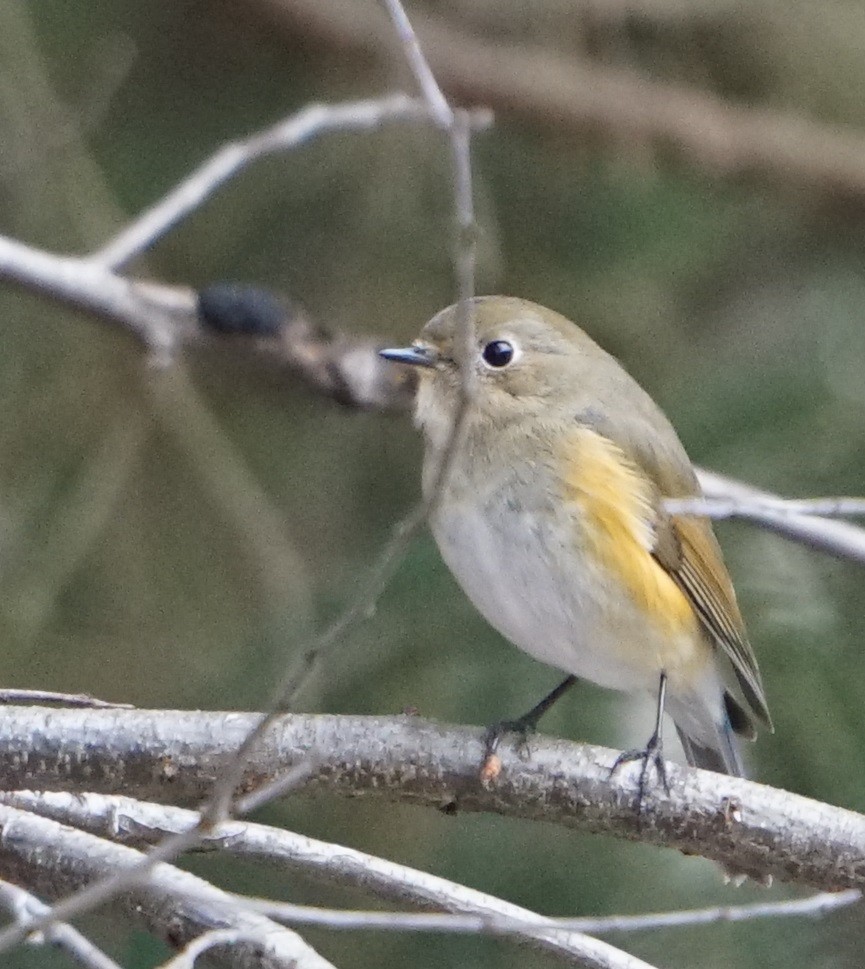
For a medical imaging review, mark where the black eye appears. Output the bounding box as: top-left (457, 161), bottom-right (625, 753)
top-left (482, 340), bottom-right (515, 368)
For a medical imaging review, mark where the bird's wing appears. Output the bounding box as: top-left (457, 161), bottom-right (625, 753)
top-left (612, 418), bottom-right (773, 732)
top-left (562, 421), bottom-right (771, 731)
top-left (651, 507), bottom-right (773, 730)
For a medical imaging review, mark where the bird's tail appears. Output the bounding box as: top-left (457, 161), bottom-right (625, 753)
top-left (674, 696), bottom-right (772, 886)
top-left (674, 688), bottom-right (754, 778)
top-left (675, 720), bottom-right (745, 778)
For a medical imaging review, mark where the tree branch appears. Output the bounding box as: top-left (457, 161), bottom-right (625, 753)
top-left (92, 94), bottom-right (488, 270)
top-left (0, 802), bottom-right (335, 968)
top-left (696, 470), bottom-right (865, 565)
top-left (0, 706), bottom-right (862, 890)
top-left (256, 0), bottom-right (865, 199)
top-left (231, 889), bottom-right (863, 935)
top-left (0, 878), bottom-right (123, 969)
top-left (0, 234), bottom-right (197, 356)
top-left (9, 792), bottom-right (854, 949)
top-left (0, 791), bottom-right (657, 969)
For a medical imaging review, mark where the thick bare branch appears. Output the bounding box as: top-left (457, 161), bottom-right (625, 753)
top-left (0, 706), bottom-right (862, 890)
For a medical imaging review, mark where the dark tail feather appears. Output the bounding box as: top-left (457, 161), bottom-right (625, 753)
top-left (676, 715), bottom-right (772, 886)
top-left (676, 689), bottom-right (756, 778)
top-left (676, 721), bottom-right (745, 778)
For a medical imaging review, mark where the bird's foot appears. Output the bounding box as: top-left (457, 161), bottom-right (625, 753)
top-left (480, 677), bottom-right (579, 782)
top-left (482, 675), bottom-right (579, 763)
top-left (610, 730), bottom-right (670, 813)
top-left (482, 714), bottom-right (539, 762)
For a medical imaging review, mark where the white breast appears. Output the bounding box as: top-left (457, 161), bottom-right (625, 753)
top-left (431, 492), bottom-right (673, 695)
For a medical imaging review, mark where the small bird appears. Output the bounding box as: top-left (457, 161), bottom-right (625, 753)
top-left (380, 296), bottom-right (771, 802)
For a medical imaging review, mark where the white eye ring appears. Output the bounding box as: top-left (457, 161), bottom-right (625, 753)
top-left (480, 338), bottom-right (521, 369)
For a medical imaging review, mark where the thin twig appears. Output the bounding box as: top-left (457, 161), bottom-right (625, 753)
top-left (238, 888), bottom-right (861, 935)
top-left (380, 0), bottom-right (452, 126)
top-left (0, 879), bottom-right (123, 969)
top-left (666, 495), bottom-right (865, 520)
top-left (695, 469), bottom-right (865, 565)
top-left (193, 505), bottom-right (427, 825)
top-left (233, 758), bottom-right (320, 816)
top-left (92, 94), bottom-right (483, 270)
top-left (197, 0), bottom-right (484, 829)
top-left (381, 0), bottom-right (479, 506)
top-left (0, 689), bottom-right (131, 708)
top-left (553, 890), bottom-right (862, 933)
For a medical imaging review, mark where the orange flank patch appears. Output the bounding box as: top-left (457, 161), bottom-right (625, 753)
top-left (561, 427), bottom-right (696, 637)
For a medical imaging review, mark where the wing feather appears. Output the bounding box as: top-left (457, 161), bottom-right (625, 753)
top-left (654, 513), bottom-right (773, 730)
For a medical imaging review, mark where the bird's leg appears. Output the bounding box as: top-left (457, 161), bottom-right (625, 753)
top-left (483, 675), bottom-right (579, 759)
top-left (610, 672), bottom-right (670, 811)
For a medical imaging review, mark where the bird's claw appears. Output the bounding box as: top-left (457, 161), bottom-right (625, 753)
top-left (610, 731), bottom-right (670, 813)
top-left (482, 717), bottom-right (537, 762)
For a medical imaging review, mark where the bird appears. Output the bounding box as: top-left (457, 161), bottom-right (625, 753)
top-left (379, 295), bottom-right (771, 807)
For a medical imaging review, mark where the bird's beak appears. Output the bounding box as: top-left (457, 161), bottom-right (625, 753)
top-left (379, 344), bottom-right (438, 368)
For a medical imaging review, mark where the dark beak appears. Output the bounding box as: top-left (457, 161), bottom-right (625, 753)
top-left (379, 345), bottom-right (438, 368)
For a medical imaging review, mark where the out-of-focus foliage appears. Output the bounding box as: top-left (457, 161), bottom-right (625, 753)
top-left (2, 1), bottom-right (865, 966)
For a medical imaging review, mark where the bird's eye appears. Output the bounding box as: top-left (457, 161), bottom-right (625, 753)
top-left (482, 340), bottom-right (515, 368)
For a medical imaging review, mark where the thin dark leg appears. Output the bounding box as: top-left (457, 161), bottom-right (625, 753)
top-left (610, 673), bottom-right (670, 811)
top-left (483, 674), bottom-right (579, 757)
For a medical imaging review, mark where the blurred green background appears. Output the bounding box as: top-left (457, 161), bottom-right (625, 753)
top-left (2, 0), bottom-right (865, 966)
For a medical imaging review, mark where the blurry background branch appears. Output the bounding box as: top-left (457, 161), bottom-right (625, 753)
top-left (0, 706), bottom-right (862, 892)
top-left (93, 94), bottom-right (490, 271)
top-left (254, 0), bottom-right (865, 200)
